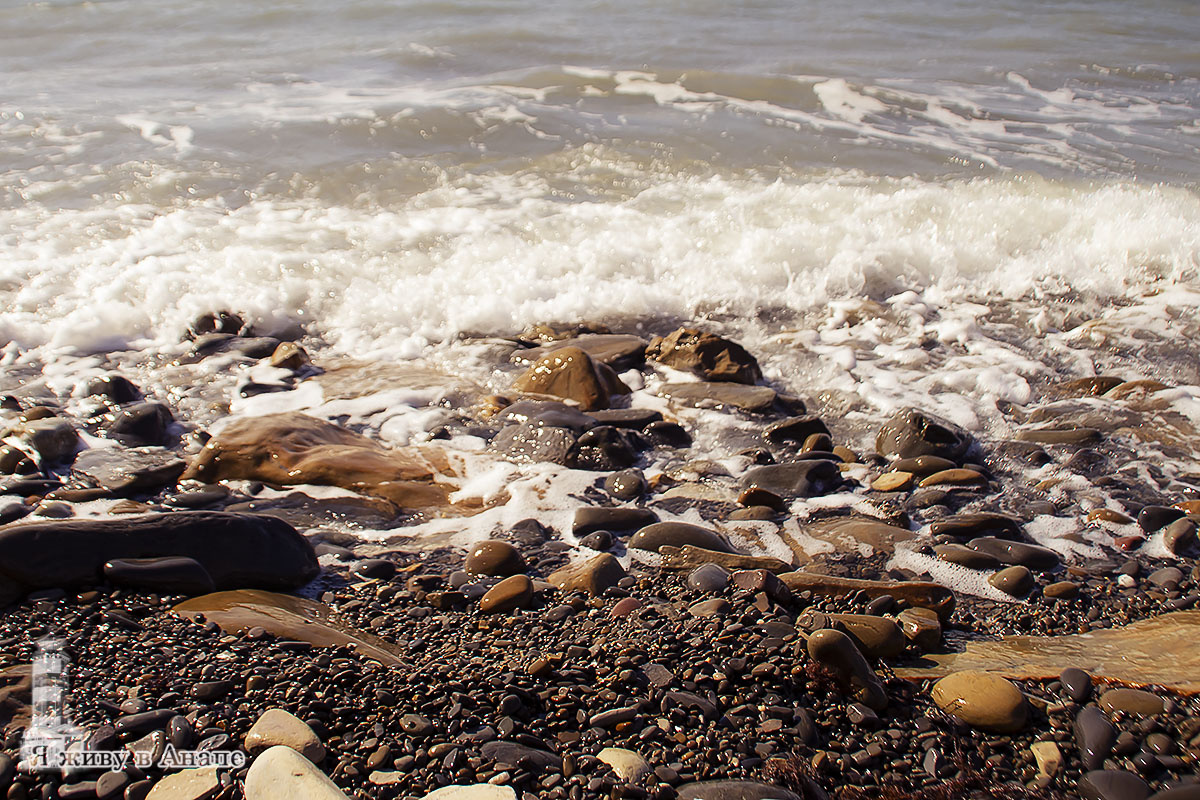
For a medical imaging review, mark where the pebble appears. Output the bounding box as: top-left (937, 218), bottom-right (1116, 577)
top-left (420, 787), bottom-right (516, 800)
top-left (675, 781), bottom-right (802, 800)
top-left (1077, 706), bottom-right (1117, 770)
top-left (871, 471), bottom-right (913, 492)
top-left (1078, 770), bottom-right (1151, 800)
top-left (464, 541), bottom-right (527, 577)
top-left (479, 575), bottom-right (534, 614)
top-left (1138, 505), bottom-right (1186, 532)
top-left (603, 468), bottom-right (647, 501)
top-left (597, 747), bottom-right (651, 781)
top-left (806, 628), bottom-right (887, 710)
top-left (934, 543), bottom-right (1002, 570)
top-left (967, 537), bottom-right (1060, 570)
top-left (547, 553), bottom-right (626, 595)
top-left (896, 607), bottom-right (941, 650)
top-left (1044, 580), bottom-right (1080, 599)
top-left (918, 468), bottom-right (985, 487)
top-left (1060, 667), bottom-right (1094, 702)
top-left (1099, 688), bottom-right (1165, 716)
top-left (930, 671), bottom-right (1029, 733)
top-left (687, 563), bottom-right (731, 593)
top-left (244, 708), bottom-right (326, 762)
top-left (572, 506), bottom-right (658, 535)
top-left (244, 746), bottom-right (348, 800)
top-left (1031, 741), bottom-right (1063, 777)
top-left (989, 565), bottom-right (1034, 597)
top-left (629, 521), bottom-right (734, 554)
top-left (144, 768), bottom-right (220, 800)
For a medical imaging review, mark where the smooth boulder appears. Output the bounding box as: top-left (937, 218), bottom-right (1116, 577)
top-left (629, 522), bottom-right (734, 554)
top-left (511, 347), bottom-right (630, 411)
top-left (244, 746), bottom-right (348, 800)
top-left (930, 671), bottom-right (1029, 733)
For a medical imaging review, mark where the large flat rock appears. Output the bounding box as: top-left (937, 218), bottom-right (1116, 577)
top-left (894, 611), bottom-right (1200, 693)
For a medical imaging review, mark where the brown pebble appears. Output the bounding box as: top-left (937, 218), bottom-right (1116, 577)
top-left (479, 575), bottom-right (534, 614)
top-left (918, 468), bottom-right (985, 487)
top-left (1087, 508), bottom-right (1134, 524)
top-left (1043, 581), bottom-right (1079, 599)
top-left (737, 487), bottom-right (785, 511)
top-left (871, 471), bottom-right (914, 492)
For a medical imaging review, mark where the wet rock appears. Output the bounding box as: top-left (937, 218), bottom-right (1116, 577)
top-left (967, 537), bottom-right (1060, 570)
top-left (174, 590), bottom-right (403, 666)
top-left (480, 740), bottom-right (557, 772)
top-left (630, 522), bottom-right (734, 554)
top-left (479, 575), bottom-right (534, 614)
top-left (1162, 518), bottom-right (1199, 555)
top-left (511, 334), bottom-right (647, 371)
top-left (931, 671), bottom-right (1028, 733)
top-left (182, 412), bottom-right (457, 510)
top-left (736, 487), bottom-right (785, 510)
top-left (350, 558), bottom-right (396, 581)
top-left (659, 382), bottom-right (777, 413)
top-left (1078, 770), bottom-right (1151, 800)
top-left (689, 598), bottom-right (730, 617)
top-left (511, 346), bottom-right (630, 411)
top-left (675, 782), bottom-right (802, 800)
top-left (420, 787), bottom-right (515, 800)
top-left (244, 746), bottom-right (347, 800)
top-left (71, 447), bottom-right (186, 496)
top-left (547, 554), bottom-right (626, 595)
top-left (763, 416), bottom-right (831, 446)
top-left (890, 455), bottom-right (957, 475)
top-left (565, 425), bottom-right (637, 470)
top-left (687, 563), bottom-right (731, 593)
top-left (82, 375), bottom-right (142, 403)
top-left (1099, 688), bottom-right (1164, 716)
top-left (588, 408), bottom-right (663, 429)
top-left (491, 423), bottom-right (575, 465)
top-left (1015, 427), bottom-right (1103, 445)
top-left (1148, 567), bottom-right (1184, 588)
top-left (989, 565), bottom-right (1034, 597)
top-left (268, 342), bottom-right (310, 370)
top-left (106, 402), bottom-right (174, 446)
top-left (781, 572), bottom-right (956, 620)
top-left (1077, 706), bottom-right (1118, 770)
top-left (496, 400), bottom-right (596, 431)
top-left (573, 507), bottom-right (658, 535)
top-left (1060, 667), bottom-right (1093, 702)
top-left (464, 541), bottom-right (527, 577)
top-left (660, 545), bottom-right (792, 574)
top-left (0, 446), bottom-right (36, 476)
top-left (871, 471), bottom-right (914, 492)
top-left (646, 328), bottom-right (762, 384)
top-left (644, 419), bottom-right (692, 447)
top-left (578, 530), bottom-right (613, 551)
top-left (1138, 505), bottom-right (1186, 533)
top-left (876, 408), bottom-right (973, 461)
top-left (741, 460), bottom-right (842, 498)
top-left (103, 557), bottom-right (216, 596)
top-left (1030, 741), bottom-right (1063, 778)
top-left (1044, 580), bottom-right (1080, 599)
top-left (826, 613), bottom-right (906, 658)
top-left (1050, 376), bottom-right (1125, 398)
top-left (919, 468), bottom-right (985, 487)
top-left (597, 747), bottom-right (651, 781)
top-left (806, 517), bottom-right (914, 556)
top-left (934, 544), bottom-right (1002, 570)
top-left (806, 629), bottom-right (887, 710)
top-left (14, 418), bottom-right (79, 464)
top-left (897, 607), bottom-right (942, 651)
top-left (604, 468), bottom-right (647, 501)
top-left (0, 512), bottom-right (317, 593)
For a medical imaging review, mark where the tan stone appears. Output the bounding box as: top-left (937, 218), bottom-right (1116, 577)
top-left (1099, 687), bottom-right (1164, 716)
top-left (806, 518), bottom-right (915, 555)
top-left (871, 471), bottom-right (913, 492)
top-left (244, 746), bottom-right (349, 800)
top-left (146, 768), bottom-right (221, 800)
top-left (897, 607), bottom-right (941, 651)
top-left (245, 708), bottom-right (326, 762)
top-left (645, 328), bottom-right (762, 384)
top-left (181, 412), bottom-right (459, 510)
top-left (511, 346), bottom-right (630, 411)
top-left (918, 468), bottom-right (986, 487)
top-left (597, 747), bottom-right (651, 781)
top-left (827, 614), bottom-right (906, 658)
top-left (548, 554), bottom-right (626, 596)
top-left (1030, 741), bottom-right (1062, 777)
top-left (269, 342), bottom-right (310, 370)
top-left (658, 546), bottom-right (792, 574)
top-left (479, 575), bottom-right (534, 614)
top-left (931, 671), bottom-right (1028, 733)
top-left (1087, 508), bottom-right (1134, 524)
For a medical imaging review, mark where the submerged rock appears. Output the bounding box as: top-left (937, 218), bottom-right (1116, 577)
top-left (646, 328), bottom-right (763, 384)
top-left (659, 382), bottom-right (777, 413)
top-left (511, 346), bottom-right (630, 411)
top-left (875, 408), bottom-right (973, 461)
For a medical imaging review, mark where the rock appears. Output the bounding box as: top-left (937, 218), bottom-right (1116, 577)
top-left (0, 512), bottom-right (317, 593)
top-left (741, 461), bottom-right (842, 498)
top-left (565, 425), bottom-right (637, 470)
top-left (897, 607), bottom-right (941, 651)
top-left (890, 455), bottom-right (957, 475)
top-left (1099, 688), bottom-right (1164, 716)
top-left (103, 557), bottom-right (216, 596)
top-left (872, 471), bottom-right (914, 492)
top-left (918, 468), bottom-right (986, 487)
top-left (82, 375), bottom-right (142, 403)
top-left (688, 598), bottom-right (730, 617)
top-left (1147, 789), bottom-right (1200, 800)
top-left (269, 342), bottom-right (310, 370)
top-left (182, 412), bottom-right (458, 510)
top-left (604, 469), bottom-right (647, 501)
top-left (1148, 567), bottom-right (1184, 588)
top-left (646, 328), bottom-right (762, 384)
top-left (893, 611), bottom-right (1200, 691)
top-left (687, 563), bottom-right (731, 593)
top-left (930, 671), bottom-right (1028, 733)
top-left (1078, 770), bottom-right (1151, 800)
top-left (0, 446), bottom-right (36, 476)
top-left (480, 741), bottom-right (557, 771)
top-left (578, 530), bottom-right (613, 551)
top-left (659, 382), bottom-right (777, 413)
top-left (419, 787), bottom-right (516, 800)
top-left (826, 613), bottom-right (906, 658)
top-left (1139, 505), bottom-right (1187, 532)
top-left (1030, 741), bottom-right (1063, 778)
top-left (1050, 376), bottom-right (1125, 398)
top-left (511, 346), bottom-right (630, 411)
top-left (145, 768), bottom-right (220, 800)
top-left (573, 507), bottom-right (658, 535)
top-left (1077, 706), bottom-right (1117, 770)
top-left (70, 447), bottom-right (186, 496)
top-left (989, 565), bottom-right (1034, 597)
top-left (644, 420), bottom-right (692, 447)
top-left (1060, 667), bottom-right (1093, 701)
top-left (675, 782), bottom-right (802, 800)
top-left (496, 400), bottom-right (596, 431)
top-left (245, 709), bottom-right (325, 762)
top-left (350, 559), bottom-right (396, 581)
top-left (1163, 518), bottom-right (1199, 555)
top-left (548, 553), bottom-right (626, 596)
top-left (511, 334), bottom-right (647, 371)
top-left (244, 746), bottom-right (348, 800)
top-left (491, 422), bottom-right (576, 465)
top-left (780, 572), bottom-right (956, 620)
top-left (1015, 427), bottom-right (1103, 445)
top-left (1044, 580), bottom-right (1080, 599)
top-left (967, 537), bottom-right (1060, 570)
top-left (806, 518), bottom-right (915, 556)
top-left (174, 590), bottom-right (403, 666)
top-left (597, 747), bottom-right (651, 781)
top-left (630, 522), bottom-right (734, 554)
top-left (588, 408), bottom-right (663, 429)
top-left (934, 544), bottom-right (1003, 570)
top-left (464, 541), bottom-right (526, 577)
top-left (660, 546), bottom-right (792, 574)
top-left (14, 418), bottom-right (79, 464)
top-left (105, 402), bottom-right (174, 446)
top-left (806, 629), bottom-right (887, 710)
top-left (876, 408), bottom-right (973, 461)
top-left (763, 416), bottom-right (831, 446)
top-left (479, 575), bottom-right (533, 614)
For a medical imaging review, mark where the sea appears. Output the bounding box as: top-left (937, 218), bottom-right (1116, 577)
top-left (3, 0), bottom-right (1200, 563)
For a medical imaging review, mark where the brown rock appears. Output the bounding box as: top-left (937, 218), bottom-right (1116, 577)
top-left (737, 487), bottom-right (785, 510)
top-left (1099, 688), bottom-right (1164, 716)
top-left (806, 518), bottom-right (915, 556)
top-left (934, 544), bottom-right (1002, 570)
top-left (646, 328), bottom-right (762, 384)
top-left (1087, 508), bottom-right (1134, 524)
top-left (1014, 427), bottom-right (1103, 445)
top-left (918, 468), bottom-right (985, 487)
top-left (897, 607), bottom-right (941, 651)
top-left (806, 629), bottom-right (887, 710)
top-left (659, 545), bottom-right (792, 574)
top-left (1043, 580), bottom-right (1079, 599)
top-left (658, 382), bottom-right (777, 413)
top-left (511, 346), bottom-right (630, 411)
top-left (890, 455), bottom-right (957, 475)
top-left (780, 572), bottom-right (955, 620)
top-left (871, 471), bottom-right (913, 492)
top-left (464, 541), bottom-right (526, 577)
top-left (931, 671), bottom-right (1028, 733)
top-left (629, 522), bottom-right (734, 554)
top-left (548, 554), bottom-right (626, 596)
top-left (479, 575), bottom-right (534, 614)
top-left (269, 342), bottom-right (310, 370)
top-left (1049, 376), bottom-right (1124, 399)
top-left (989, 565), bottom-right (1034, 597)
top-left (1105, 379), bottom-right (1169, 400)
top-left (826, 613), bottom-right (906, 658)
top-left (181, 412), bottom-right (458, 510)
top-left (510, 334), bottom-right (647, 371)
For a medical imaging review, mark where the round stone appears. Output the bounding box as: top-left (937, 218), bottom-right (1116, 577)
top-left (464, 540), bottom-right (527, 577)
top-left (603, 469), bottom-right (647, 501)
top-left (597, 747), bottom-right (651, 781)
top-left (1099, 688), bottom-right (1164, 716)
top-left (479, 574), bottom-right (534, 614)
top-left (687, 563), bottom-right (731, 594)
top-left (930, 670), bottom-right (1029, 733)
top-left (989, 565), bottom-right (1034, 597)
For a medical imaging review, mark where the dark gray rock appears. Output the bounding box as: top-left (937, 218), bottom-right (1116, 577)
top-left (565, 426), bottom-right (637, 471)
top-left (876, 408), bottom-right (973, 461)
top-left (480, 740), bottom-right (558, 772)
top-left (573, 507), bottom-right (658, 535)
top-left (630, 522), bottom-right (734, 554)
top-left (490, 422), bottom-right (576, 465)
top-left (687, 563), bottom-right (731, 593)
top-left (742, 460), bottom-right (842, 498)
top-left (604, 468), bottom-right (647, 501)
top-left (763, 416), bottom-right (831, 446)
top-left (70, 447), bottom-right (186, 496)
top-left (103, 557), bottom-right (216, 596)
top-left (967, 537), bottom-right (1060, 570)
top-left (1077, 706), bottom-right (1117, 771)
top-left (106, 402), bottom-right (174, 446)
top-left (1079, 770), bottom-right (1150, 800)
top-left (588, 408), bottom-right (663, 429)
